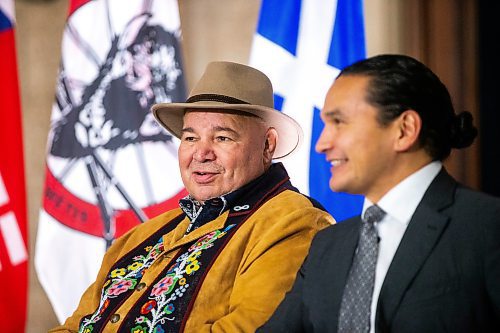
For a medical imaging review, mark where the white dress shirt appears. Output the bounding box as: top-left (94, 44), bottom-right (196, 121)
top-left (366, 161), bottom-right (442, 333)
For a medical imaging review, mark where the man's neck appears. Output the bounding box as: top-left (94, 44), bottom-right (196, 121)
top-left (367, 152), bottom-right (434, 203)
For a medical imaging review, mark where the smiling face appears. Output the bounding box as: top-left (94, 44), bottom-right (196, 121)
top-left (178, 110), bottom-right (276, 202)
top-left (315, 75), bottom-right (402, 202)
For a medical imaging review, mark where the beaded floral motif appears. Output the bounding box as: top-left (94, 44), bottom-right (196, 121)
top-left (129, 224), bottom-right (236, 333)
top-left (78, 224), bottom-right (236, 333)
top-left (79, 238), bottom-right (164, 332)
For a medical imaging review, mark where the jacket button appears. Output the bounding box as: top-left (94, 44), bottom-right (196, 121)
top-left (136, 282), bottom-right (147, 291)
top-left (110, 314), bottom-right (120, 323)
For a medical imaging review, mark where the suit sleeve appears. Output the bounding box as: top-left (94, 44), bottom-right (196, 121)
top-left (484, 204), bottom-right (500, 320)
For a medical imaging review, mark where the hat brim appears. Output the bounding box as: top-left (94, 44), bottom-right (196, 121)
top-left (151, 101), bottom-right (303, 159)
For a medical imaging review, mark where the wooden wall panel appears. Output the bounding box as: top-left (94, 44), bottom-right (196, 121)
top-left (400, 0), bottom-right (479, 188)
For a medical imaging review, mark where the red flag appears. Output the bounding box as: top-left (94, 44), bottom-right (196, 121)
top-left (35, 0), bottom-right (187, 322)
top-left (0, 1), bottom-right (29, 331)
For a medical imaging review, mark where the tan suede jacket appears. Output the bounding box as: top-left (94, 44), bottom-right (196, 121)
top-left (51, 189), bottom-right (333, 332)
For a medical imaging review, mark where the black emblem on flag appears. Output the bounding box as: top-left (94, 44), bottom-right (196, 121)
top-left (45, 9), bottom-right (186, 247)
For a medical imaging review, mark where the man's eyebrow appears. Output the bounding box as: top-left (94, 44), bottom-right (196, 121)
top-left (213, 126), bottom-right (239, 135)
top-left (181, 127), bottom-right (195, 134)
top-left (322, 109), bottom-right (342, 119)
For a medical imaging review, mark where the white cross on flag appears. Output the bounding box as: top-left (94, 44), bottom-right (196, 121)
top-left (250, 0), bottom-right (366, 221)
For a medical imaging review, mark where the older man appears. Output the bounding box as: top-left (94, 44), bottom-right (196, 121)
top-left (259, 54), bottom-right (500, 332)
top-left (51, 61), bottom-right (333, 332)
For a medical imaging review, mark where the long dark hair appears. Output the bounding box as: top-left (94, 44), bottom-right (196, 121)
top-left (339, 54), bottom-right (477, 160)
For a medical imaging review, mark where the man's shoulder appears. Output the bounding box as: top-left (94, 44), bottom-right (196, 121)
top-left (271, 188), bottom-right (327, 210)
top-left (314, 216), bottom-right (359, 242)
top-left (430, 169), bottom-right (500, 213)
top-left (246, 189), bottom-right (334, 229)
top-left (422, 170), bottom-right (500, 225)
top-left (449, 186), bottom-right (500, 230)
top-left (266, 189), bottom-right (334, 221)
top-left (455, 185), bottom-right (500, 207)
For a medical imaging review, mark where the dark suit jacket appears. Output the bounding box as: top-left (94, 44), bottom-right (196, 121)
top-left (259, 169), bottom-right (500, 332)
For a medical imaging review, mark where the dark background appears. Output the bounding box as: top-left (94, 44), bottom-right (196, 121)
top-left (478, 0), bottom-right (500, 196)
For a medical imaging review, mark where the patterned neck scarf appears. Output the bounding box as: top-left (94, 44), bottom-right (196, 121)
top-left (178, 165), bottom-right (275, 235)
top-left (179, 195), bottom-right (229, 234)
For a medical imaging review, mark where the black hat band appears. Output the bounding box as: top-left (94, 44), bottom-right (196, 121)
top-left (186, 94), bottom-right (250, 105)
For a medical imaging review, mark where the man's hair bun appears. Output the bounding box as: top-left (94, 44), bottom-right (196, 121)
top-left (450, 111), bottom-right (478, 149)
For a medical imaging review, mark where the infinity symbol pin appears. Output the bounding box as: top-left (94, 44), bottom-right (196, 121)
top-left (233, 205), bottom-right (250, 211)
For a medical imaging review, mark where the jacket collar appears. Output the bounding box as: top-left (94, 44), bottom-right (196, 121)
top-left (375, 168), bottom-right (457, 330)
top-left (164, 162), bottom-right (293, 251)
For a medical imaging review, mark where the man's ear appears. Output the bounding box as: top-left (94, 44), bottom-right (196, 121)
top-left (263, 128), bottom-right (278, 164)
top-left (394, 110), bottom-right (422, 152)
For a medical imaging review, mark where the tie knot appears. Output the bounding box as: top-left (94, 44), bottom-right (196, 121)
top-left (363, 205), bottom-right (386, 224)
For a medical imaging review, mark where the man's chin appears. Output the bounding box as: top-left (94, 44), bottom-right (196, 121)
top-left (190, 190), bottom-right (222, 203)
top-left (329, 179), bottom-right (348, 194)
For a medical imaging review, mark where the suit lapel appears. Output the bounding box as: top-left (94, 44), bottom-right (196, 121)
top-left (376, 169), bottom-right (457, 330)
top-left (321, 218), bottom-right (361, 331)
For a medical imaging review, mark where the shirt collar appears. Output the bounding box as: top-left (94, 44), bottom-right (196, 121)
top-left (363, 161), bottom-right (442, 225)
top-left (179, 163), bottom-right (287, 233)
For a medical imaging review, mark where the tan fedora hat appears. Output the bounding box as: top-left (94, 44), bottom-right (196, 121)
top-left (151, 61), bottom-right (303, 159)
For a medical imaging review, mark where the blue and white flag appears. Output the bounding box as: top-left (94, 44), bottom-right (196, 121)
top-left (250, 0), bottom-right (365, 221)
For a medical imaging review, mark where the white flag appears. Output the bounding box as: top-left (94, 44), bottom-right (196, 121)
top-left (35, 0), bottom-right (187, 322)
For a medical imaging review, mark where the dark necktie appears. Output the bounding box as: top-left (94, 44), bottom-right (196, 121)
top-left (338, 205), bottom-right (386, 333)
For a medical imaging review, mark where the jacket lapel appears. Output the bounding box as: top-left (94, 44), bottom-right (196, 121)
top-left (162, 163), bottom-right (292, 252)
top-left (327, 218), bottom-right (362, 330)
top-left (163, 212), bottom-right (229, 251)
top-left (376, 169), bottom-right (457, 330)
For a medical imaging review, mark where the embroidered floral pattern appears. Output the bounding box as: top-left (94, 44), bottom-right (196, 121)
top-left (140, 300), bottom-right (157, 315)
top-left (164, 304), bottom-right (175, 315)
top-left (78, 223), bottom-right (236, 333)
top-left (131, 326), bottom-right (146, 333)
top-left (130, 224), bottom-right (235, 332)
top-left (128, 262), bottom-right (144, 271)
top-left (82, 326), bottom-right (93, 333)
top-left (151, 275), bottom-right (176, 296)
top-left (110, 268), bottom-right (127, 278)
top-left (107, 279), bottom-right (137, 296)
top-left (79, 238), bottom-right (165, 332)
